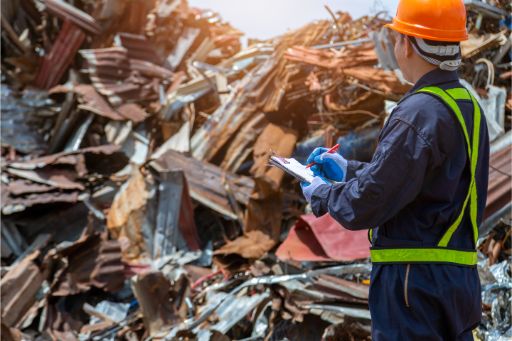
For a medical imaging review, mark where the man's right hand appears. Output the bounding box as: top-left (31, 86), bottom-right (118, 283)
top-left (306, 147), bottom-right (347, 182)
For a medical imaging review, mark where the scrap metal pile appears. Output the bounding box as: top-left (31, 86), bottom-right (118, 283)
top-left (1, 0), bottom-right (510, 340)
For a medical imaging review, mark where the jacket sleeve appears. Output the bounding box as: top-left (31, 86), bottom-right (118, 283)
top-left (310, 118), bottom-right (433, 230)
top-left (345, 160), bottom-right (368, 180)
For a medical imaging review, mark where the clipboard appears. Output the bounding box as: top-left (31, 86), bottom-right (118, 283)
top-left (269, 156), bottom-right (314, 183)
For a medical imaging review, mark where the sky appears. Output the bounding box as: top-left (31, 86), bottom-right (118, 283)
top-left (189, 0), bottom-right (400, 40)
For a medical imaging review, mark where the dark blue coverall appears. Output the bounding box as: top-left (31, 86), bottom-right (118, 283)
top-left (309, 69), bottom-right (489, 340)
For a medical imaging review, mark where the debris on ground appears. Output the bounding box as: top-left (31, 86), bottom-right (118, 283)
top-left (1, 0), bottom-right (510, 340)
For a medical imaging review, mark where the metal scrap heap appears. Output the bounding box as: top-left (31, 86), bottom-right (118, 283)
top-left (1, 0), bottom-right (510, 340)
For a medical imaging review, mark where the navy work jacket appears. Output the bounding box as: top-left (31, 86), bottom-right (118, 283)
top-left (310, 68), bottom-right (489, 250)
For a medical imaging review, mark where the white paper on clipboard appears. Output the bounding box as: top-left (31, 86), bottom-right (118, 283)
top-left (269, 156), bottom-right (314, 183)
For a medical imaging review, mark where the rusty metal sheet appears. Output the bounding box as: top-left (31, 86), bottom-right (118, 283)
top-left (80, 46), bottom-right (174, 105)
top-left (0, 251), bottom-right (45, 327)
top-left (165, 27), bottom-right (201, 70)
top-left (116, 103), bottom-right (148, 122)
top-left (5, 168), bottom-right (84, 190)
top-left (6, 144), bottom-right (125, 174)
top-left (276, 214), bottom-right (371, 262)
top-left (151, 169), bottom-right (201, 255)
top-left (214, 230), bottom-right (275, 262)
top-left (34, 20), bottom-right (86, 89)
top-left (114, 32), bottom-right (162, 65)
top-left (314, 274), bottom-right (369, 300)
top-left (250, 123), bottom-right (298, 191)
top-left (2, 191), bottom-right (80, 215)
top-left (131, 271), bottom-right (182, 336)
top-left (151, 150), bottom-right (254, 220)
top-left (283, 42), bottom-right (410, 96)
top-left (44, 0), bottom-right (101, 35)
top-left (106, 167), bottom-right (148, 260)
top-left (461, 32), bottom-right (508, 59)
top-left (342, 66), bottom-right (410, 95)
top-left (107, 166), bottom-right (200, 260)
top-left (74, 84), bottom-right (125, 120)
top-left (220, 113), bottom-right (267, 172)
top-left (190, 60), bottom-right (273, 161)
top-left (284, 43), bottom-right (378, 69)
top-left (51, 233), bottom-right (125, 296)
top-left (484, 143), bottom-right (512, 220)
top-left (191, 18), bottom-right (355, 162)
top-left (2, 146), bottom-right (126, 209)
top-left (6, 180), bottom-right (55, 195)
top-left (50, 83), bottom-right (148, 123)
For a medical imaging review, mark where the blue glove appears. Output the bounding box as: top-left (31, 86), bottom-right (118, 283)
top-left (306, 147), bottom-right (347, 182)
top-left (301, 176), bottom-right (328, 203)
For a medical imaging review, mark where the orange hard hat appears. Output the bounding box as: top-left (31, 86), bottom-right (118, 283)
top-left (385, 0), bottom-right (468, 42)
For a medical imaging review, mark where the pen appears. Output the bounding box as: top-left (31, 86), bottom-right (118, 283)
top-left (305, 143), bottom-right (340, 168)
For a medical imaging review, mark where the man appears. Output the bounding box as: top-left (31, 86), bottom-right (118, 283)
top-left (301, 0), bottom-right (489, 339)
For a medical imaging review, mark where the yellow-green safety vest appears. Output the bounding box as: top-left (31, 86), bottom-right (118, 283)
top-left (369, 86), bottom-right (482, 267)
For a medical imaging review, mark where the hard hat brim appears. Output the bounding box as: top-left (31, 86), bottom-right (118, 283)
top-left (385, 18), bottom-right (468, 42)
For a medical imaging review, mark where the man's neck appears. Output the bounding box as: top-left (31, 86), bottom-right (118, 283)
top-left (411, 63), bottom-right (438, 84)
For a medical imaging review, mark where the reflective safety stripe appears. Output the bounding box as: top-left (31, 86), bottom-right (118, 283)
top-left (370, 86), bottom-right (482, 266)
top-left (418, 87), bottom-right (472, 159)
top-left (416, 86), bottom-right (480, 247)
top-left (370, 248), bottom-right (477, 266)
top-left (469, 94), bottom-right (481, 244)
top-left (446, 88), bottom-right (471, 100)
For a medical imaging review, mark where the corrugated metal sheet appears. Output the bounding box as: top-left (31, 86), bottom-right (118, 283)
top-left (52, 233), bottom-right (125, 296)
top-left (44, 0), bottom-right (102, 35)
top-left (276, 214), bottom-right (370, 262)
top-left (114, 32), bottom-right (162, 65)
top-left (50, 84), bottom-right (149, 122)
top-left (34, 20), bottom-right (86, 89)
top-left (80, 46), bottom-right (174, 105)
top-left (150, 150), bottom-right (254, 220)
top-left (484, 143), bottom-right (512, 220)
top-left (34, 0), bottom-right (102, 89)
top-left (0, 251), bottom-right (44, 327)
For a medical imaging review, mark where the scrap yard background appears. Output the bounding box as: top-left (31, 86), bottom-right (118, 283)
top-left (0, 0), bottom-right (511, 340)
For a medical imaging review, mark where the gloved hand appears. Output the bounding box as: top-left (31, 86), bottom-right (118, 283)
top-left (306, 147), bottom-right (347, 182)
top-left (301, 176), bottom-right (328, 204)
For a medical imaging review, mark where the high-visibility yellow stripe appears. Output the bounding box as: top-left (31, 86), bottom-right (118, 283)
top-left (418, 87), bottom-right (472, 158)
top-left (437, 186), bottom-right (472, 247)
top-left (370, 248), bottom-right (477, 266)
top-left (417, 87), bottom-right (475, 247)
top-left (447, 88), bottom-right (471, 100)
top-left (469, 93), bottom-right (481, 244)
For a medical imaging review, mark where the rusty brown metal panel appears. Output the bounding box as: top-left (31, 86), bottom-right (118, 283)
top-left (151, 150), bottom-right (254, 219)
top-left (34, 21), bottom-right (86, 89)
top-left (51, 233), bottom-right (125, 296)
top-left (44, 0), bottom-right (102, 35)
top-left (131, 271), bottom-right (182, 336)
top-left (220, 113), bottom-right (268, 173)
top-left (115, 32), bottom-right (163, 65)
top-left (0, 251), bottom-right (45, 327)
top-left (79, 46), bottom-right (173, 104)
top-left (250, 123), bottom-right (298, 191)
top-left (484, 144), bottom-right (512, 219)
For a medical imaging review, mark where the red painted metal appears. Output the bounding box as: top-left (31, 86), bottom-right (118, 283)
top-left (276, 213), bottom-right (370, 262)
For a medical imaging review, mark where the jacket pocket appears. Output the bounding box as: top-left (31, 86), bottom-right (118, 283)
top-left (404, 264), bottom-right (411, 308)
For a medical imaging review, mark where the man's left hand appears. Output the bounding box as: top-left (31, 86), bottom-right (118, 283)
top-left (301, 176), bottom-right (329, 203)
